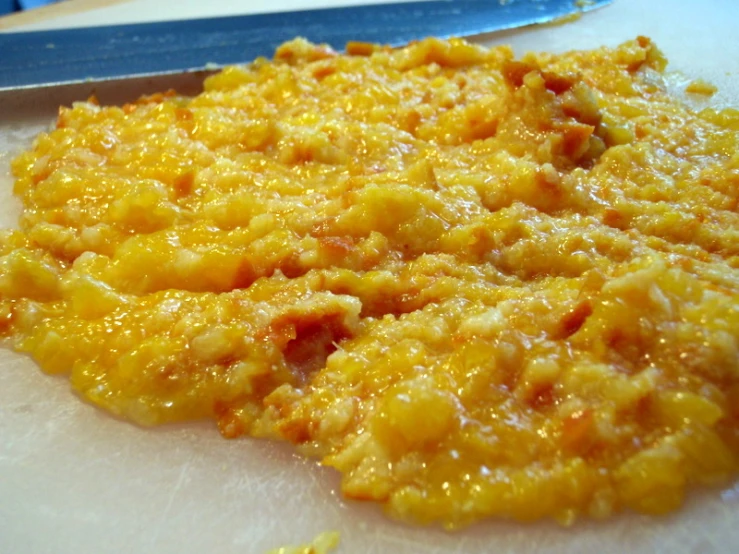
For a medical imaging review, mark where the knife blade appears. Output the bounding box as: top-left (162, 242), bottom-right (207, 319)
top-left (0, 0), bottom-right (612, 91)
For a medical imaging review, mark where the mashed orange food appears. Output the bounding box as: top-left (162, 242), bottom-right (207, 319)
top-left (1, 36), bottom-right (738, 527)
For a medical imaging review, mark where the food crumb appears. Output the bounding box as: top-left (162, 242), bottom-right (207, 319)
top-left (686, 78), bottom-right (718, 95)
top-left (541, 11), bottom-right (582, 27)
top-left (267, 531), bottom-right (340, 554)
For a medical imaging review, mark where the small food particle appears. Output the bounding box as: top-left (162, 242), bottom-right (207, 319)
top-left (541, 11), bottom-right (582, 28)
top-left (267, 531), bottom-right (340, 554)
top-left (686, 78), bottom-right (718, 95)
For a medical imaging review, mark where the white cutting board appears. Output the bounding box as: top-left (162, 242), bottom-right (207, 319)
top-left (1, 1), bottom-right (739, 552)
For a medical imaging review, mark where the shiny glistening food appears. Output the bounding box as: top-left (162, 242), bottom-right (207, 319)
top-left (1, 37), bottom-right (738, 527)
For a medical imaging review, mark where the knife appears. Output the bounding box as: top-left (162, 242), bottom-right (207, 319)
top-left (0, 0), bottom-right (612, 91)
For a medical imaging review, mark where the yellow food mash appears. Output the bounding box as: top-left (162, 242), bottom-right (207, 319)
top-left (1, 37), bottom-right (738, 527)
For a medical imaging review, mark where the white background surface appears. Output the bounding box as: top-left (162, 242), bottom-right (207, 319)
top-left (2, 1), bottom-right (739, 553)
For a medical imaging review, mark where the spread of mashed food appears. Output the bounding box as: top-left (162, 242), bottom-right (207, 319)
top-left (1, 36), bottom-right (738, 528)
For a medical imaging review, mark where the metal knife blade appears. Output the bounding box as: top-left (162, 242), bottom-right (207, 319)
top-left (0, 0), bottom-right (612, 91)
